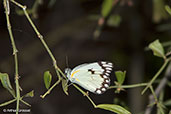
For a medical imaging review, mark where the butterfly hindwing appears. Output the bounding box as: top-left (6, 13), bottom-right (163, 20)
top-left (70, 61), bottom-right (113, 94)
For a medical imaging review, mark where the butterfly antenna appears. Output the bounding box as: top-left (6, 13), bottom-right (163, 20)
top-left (65, 55), bottom-right (69, 68)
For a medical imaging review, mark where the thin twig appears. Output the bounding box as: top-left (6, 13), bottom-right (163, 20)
top-left (10, 0), bottom-right (66, 98)
top-left (40, 79), bottom-right (61, 98)
top-left (142, 59), bottom-right (170, 95)
top-left (109, 83), bottom-right (147, 89)
top-left (144, 62), bottom-right (171, 114)
top-left (10, 0), bottom-right (66, 79)
top-left (73, 84), bottom-right (97, 108)
top-left (0, 99), bottom-right (17, 107)
top-left (3, 0), bottom-right (20, 113)
top-left (20, 99), bottom-right (31, 107)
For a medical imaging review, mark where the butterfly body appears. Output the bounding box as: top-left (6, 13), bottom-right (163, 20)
top-left (65, 61), bottom-right (113, 94)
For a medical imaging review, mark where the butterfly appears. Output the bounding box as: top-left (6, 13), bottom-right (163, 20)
top-left (65, 61), bottom-right (113, 94)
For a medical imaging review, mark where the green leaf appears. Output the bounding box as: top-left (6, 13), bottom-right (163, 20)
top-left (24, 90), bottom-right (34, 98)
top-left (115, 71), bottom-right (126, 85)
top-left (165, 5), bottom-right (171, 15)
top-left (101, 0), bottom-right (114, 17)
top-left (44, 71), bottom-right (52, 89)
top-left (148, 39), bottom-right (165, 58)
top-left (107, 15), bottom-right (121, 27)
top-left (0, 73), bottom-right (15, 97)
top-left (62, 78), bottom-right (69, 95)
top-left (96, 104), bottom-right (131, 114)
top-left (153, 0), bottom-right (168, 22)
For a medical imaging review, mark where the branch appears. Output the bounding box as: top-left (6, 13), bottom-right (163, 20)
top-left (142, 59), bottom-right (169, 94)
top-left (144, 62), bottom-right (171, 114)
top-left (10, 0), bottom-right (66, 98)
top-left (3, 0), bottom-right (21, 113)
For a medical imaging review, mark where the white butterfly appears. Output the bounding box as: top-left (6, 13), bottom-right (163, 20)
top-left (65, 61), bottom-right (113, 94)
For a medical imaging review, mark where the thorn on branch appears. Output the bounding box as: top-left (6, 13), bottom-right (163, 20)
top-left (23, 6), bottom-right (27, 10)
top-left (53, 60), bottom-right (57, 67)
top-left (13, 49), bottom-right (18, 55)
top-left (15, 74), bottom-right (20, 80)
top-left (38, 34), bottom-right (43, 39)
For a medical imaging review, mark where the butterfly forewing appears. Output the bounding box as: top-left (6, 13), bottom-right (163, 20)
top-left (69, 61), bottom-right (113, 94)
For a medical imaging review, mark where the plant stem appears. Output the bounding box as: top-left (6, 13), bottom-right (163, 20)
top-left (11, 0), bottom-right (67, 98)
top-left (0, 99), bottom-right (17, 107)
top-left (73, 84), bottom-right (97, 108)
top-left (149, 86), bottom-right (158, 102)
top-left (4, 0), bottom-right (20, 114)
top-left (149, 86), bottom-right (164, 114)
top-left (141, 59), bottom-right (169, 95)
top-left (109, 83), bottom-right (148, 89)
top-left (40, 79), bottom-right (61, 98)
top-left (20, 99), bottom-right (31, 107)
top-left (10, 0), bottom-right (66, 80)
top-left (14, 55), bottom-right (20, 114)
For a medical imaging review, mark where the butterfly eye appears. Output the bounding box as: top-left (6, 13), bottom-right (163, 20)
top-left (64, 68), bottom-right (71, 75)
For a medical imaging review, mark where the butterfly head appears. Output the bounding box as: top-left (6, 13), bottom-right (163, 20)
top-left (64, 68), bottom-right (72, 79)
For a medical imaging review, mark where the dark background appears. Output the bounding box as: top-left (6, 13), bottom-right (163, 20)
top-left (0, 0), bottom-right (171, 114)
